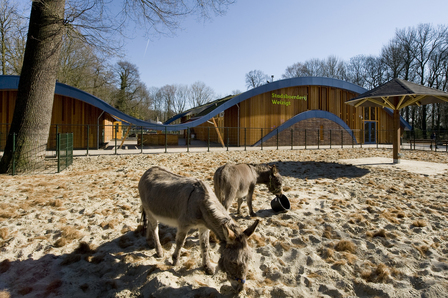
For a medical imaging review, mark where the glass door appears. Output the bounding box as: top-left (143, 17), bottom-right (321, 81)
top-left (364, 121), bottom-right (376, 144)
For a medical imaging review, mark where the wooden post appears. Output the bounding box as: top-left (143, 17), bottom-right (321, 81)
top-left (393, 109), bottom-right (401, 164)
top-left (119, 125), bottom-right (132, 149)
top-left (211, 117), bottom-right (225, 147)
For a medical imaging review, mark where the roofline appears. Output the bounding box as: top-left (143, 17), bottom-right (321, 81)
top-left (1, 75), bottom-right (367, 130)
top-left (162, 77), bottom-right (368, 130)
top-left (0, 75), bottom-right (159, 127)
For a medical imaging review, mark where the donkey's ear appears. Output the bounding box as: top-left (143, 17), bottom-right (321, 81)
top-left (222, 223), bottom-right (236, 243)
top-left (270, 165), bottom-right (279, 174)
top-left (243, 219), bottom-right (260, 238)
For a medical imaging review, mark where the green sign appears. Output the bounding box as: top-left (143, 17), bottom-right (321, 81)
top-left (271, 93), bottom-right (307, 107)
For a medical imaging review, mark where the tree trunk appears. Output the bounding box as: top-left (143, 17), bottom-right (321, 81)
top-left (0, 0), bottom-right (65, 173)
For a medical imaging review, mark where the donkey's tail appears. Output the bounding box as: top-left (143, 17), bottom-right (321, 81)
top-left (139, 206), bottom-right (147, 231)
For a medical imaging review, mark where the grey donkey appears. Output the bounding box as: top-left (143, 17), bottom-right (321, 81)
top-left (138, 166), bottom-right (260, 293)
top-left (214, 163), bottom-right (283, 217)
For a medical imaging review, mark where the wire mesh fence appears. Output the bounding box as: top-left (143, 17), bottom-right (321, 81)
top-left (57, 133), bottom-right (73, 173)
top-left (0, 129), bottom-right (74, 175)
top-left (1, 123), bottom-right (447, 169)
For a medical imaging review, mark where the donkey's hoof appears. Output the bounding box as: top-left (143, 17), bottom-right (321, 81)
top-left (250, 212), bottom-right (257, 217)
top-left (172, 256), bottom-right (180, 266)
top-left (204, 264), bottom-right (215, 275)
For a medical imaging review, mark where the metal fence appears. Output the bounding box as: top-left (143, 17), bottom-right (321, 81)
top-left (1, 123), bottom-right (447, 164)
top-left (57, 133), bottom-right (73, 173)
top-left (0, 131), bottom-right (73, 175)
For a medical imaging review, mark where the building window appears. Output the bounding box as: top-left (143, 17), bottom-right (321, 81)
top-left (364, 107), bottom-right (377, 121)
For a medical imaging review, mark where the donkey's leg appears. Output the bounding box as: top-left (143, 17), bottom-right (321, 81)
top-left (247, 185), bottom-right (257, 217)
top-left (224, 187), bottom-right (239, 213)
top-left (146, 212), bottom-right (164, 258)
top-left (199, 228), bottom-right (214, 275)
top-left (172, 228), bottom-right (188, 266)
top-left (237, 197), bottom-right (244, 215)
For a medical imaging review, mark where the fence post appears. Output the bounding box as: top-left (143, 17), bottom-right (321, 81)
top-left (56, 125), bottom-right (59, 159)
top-left (261, 128), bottom-right (263, 150)
top-left (244, 128), bottom-right (247, 151)
top-left (207, 127), bottom-right (210, 152)
top-left (413, 130), bottom-right (416, 150)
top-left (57, 133), bottom-right (60, 173)
top-left (341, 131), bottom-right (343, 148)
top-left (377, 129), bottom-right (379, 149)
top-left (226, 127), bottom-right (229, 151)
top-left (305, 129), bottom-right (307, 150)
top-left (12, 133), bottom-right (16, 175)
top-left (66, 134), bottom-right (69, 170)
top-left (165, 127), bottom-right (168, 153)
top-left (276, 129), bottom-right (279, 150)
top-left (360, 130), bottom-right (362, 148)
top-left (115, 124), bottom-right (118, 155)
top-left (352, 131), bottom-right (354, 148)
top-left (141, 126), bottom-right (143, 154)
top-left (317, 129), bottom-right (320, 149)
top-left (291, 128), bottom-right (293, 150)
top-left (86, 125), bottom-right (90, 156)
top-left (187, 127), bottom-right (190, 153)
top-left (329, 129), bottom-right (332, 149)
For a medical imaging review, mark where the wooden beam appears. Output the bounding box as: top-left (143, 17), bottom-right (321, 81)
top-left (399, 95), bottom-right (425, 109)
top-left (354, 98), bottom-right (369, 108)
top-left (211, 117), bottom-right (225, 148)
top-left (381, 96), bottom-right (395, 109)
top-left (396, 95), bottom-right (406, 110)
top-left (434, 95), bottom-right (448, 102)
top-left (119, 125), bottom-right (132, 149)
top-left (367, 98), bottom-right (391, 109)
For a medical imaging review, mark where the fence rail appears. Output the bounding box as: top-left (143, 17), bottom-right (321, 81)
top-left (1, 124), bottom-right (447, 170)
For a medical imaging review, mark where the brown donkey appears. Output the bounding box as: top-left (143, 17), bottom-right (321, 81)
top-left (138, 166), bottom-right (259, 293)
top-left (214, 163), bottom-right (283, 217)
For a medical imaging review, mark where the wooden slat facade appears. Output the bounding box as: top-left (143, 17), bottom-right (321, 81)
top-left (1, 91), bottom-right (118, 149)
top-left (192, 85), bottom-right (397, 146)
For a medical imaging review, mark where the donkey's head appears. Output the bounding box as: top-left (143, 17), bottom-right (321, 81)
top-left (218, 220), bottom-right (260, 293)
top-left (267, 165), bottom-right (283, 196)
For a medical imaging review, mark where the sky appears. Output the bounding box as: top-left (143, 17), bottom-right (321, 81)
top-left (120, 0), bottom-right (448, 98)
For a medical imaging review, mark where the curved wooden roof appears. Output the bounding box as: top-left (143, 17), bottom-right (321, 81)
top-left (1, 75), bottom-right (367, 131)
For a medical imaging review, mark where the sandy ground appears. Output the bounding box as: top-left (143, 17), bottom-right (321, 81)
top-left (1, 148), bottom-right (448, 298)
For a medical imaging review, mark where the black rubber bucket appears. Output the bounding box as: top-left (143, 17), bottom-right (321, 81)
top-left (271, 194), bottom-right (290, 212)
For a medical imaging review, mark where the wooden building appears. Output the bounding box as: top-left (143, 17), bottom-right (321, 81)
top-left (0, 76), bottom-right (136, 149)
top-left (168, 77), bottom-right (411, 146)
top-left (1, 76), bottom-right (411, 150)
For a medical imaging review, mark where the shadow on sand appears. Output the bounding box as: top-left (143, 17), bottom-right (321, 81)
top-left (0, 227), bottom-right (233, 298)
top-left (271, 160), bottom-right (370, 180)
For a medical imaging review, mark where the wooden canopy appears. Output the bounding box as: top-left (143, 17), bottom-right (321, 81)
top-left (346, 78), bottom-right (448, 163)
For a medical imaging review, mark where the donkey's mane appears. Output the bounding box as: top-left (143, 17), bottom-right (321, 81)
top-left (196, 180), bottom-right (241, 241)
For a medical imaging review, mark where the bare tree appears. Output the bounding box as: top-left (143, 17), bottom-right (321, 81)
top-left (381, 38), bottom-right (406, 81)
top-left (190, 81), bottom-right (214, 106)
top-left (412, 24), bottom-right (448, 136)
top-left (321, 56), bottom-right (347, 80)
top-left (113, 60), bottom-right (152, 119)
top-left (173, 84), bottom-right (189, 114)
top-left (0, 0), bottom-right (235, 173)
top-left (282, 62), bottom-right (306, 79)
top-left (363, 56), bottom-right (386, 90)
top-left (245, 69), bottom-right (269, 89)
top-left (0, 0), bottom-right (26, 75)
top-left (147, 86), bottom-right (163, 122)
top-left (157, 85), bottom-right (176, 122)
top-left (346, 55), bottom-right (368, 88)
